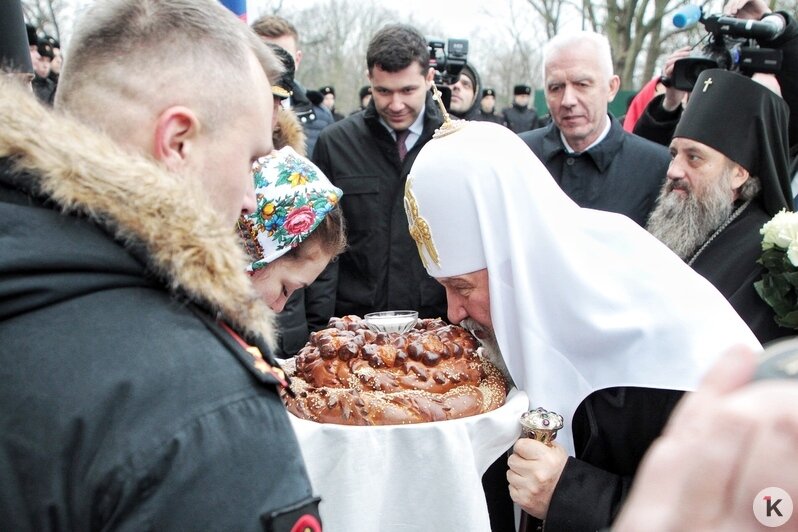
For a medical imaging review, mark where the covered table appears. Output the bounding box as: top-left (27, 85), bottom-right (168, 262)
top-left (289, 388), bottom-right (529, 532)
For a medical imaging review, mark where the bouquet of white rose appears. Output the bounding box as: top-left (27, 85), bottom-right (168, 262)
top-left (755, 209), bottom-right (798, 329)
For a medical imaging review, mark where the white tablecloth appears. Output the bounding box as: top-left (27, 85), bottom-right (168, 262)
top-left (289, 388), bottom-right (529, 532)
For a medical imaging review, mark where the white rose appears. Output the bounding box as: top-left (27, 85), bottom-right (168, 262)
top-left (761, 210), bottom-right (798, 249)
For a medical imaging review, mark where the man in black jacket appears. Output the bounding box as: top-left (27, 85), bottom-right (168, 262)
top-left (473, 87), bottom-right (506, 125)
top-left (447, 64), bottom-right (482, 120)
top-left (521, 30), bottom-right (669, 227)
top-left (0, 1), bottom-right (320, 529)
top-left (310, 23), bottom-right (447, 321)
top-left (502, 84), bottom-right (539, 133)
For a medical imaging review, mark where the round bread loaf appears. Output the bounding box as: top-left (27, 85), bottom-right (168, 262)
top-left (281, 315), bottom-right (508, 425)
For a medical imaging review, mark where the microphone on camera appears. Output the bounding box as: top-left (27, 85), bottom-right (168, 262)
top-left (673, 5), bottom-right (702, 29)
top-left (714, 14), bottom-right (786, 41)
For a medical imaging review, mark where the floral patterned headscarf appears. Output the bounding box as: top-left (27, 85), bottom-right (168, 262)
top-left (238, 146), bottom-right (342, 270)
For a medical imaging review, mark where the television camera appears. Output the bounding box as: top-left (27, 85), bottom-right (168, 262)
top-left (666, 5), bottom-right (784, 91)
top-left (427, 38), bottom-right (469, 110)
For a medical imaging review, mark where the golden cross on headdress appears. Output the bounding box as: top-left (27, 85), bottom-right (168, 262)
top-left (702, 77), bottom-right (713, 93)
top-left (431, 84), bottom-right (466, 138)
top-left (404, 176), bottom-right (440, 268)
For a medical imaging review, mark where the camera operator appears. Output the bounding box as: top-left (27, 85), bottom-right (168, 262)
top-left (447, 64), bottom-right (482, 120)
top-left (634, 0), bottom-right (798, 151)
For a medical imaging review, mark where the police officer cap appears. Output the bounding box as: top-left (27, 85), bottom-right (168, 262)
top-left (482, 88), bottom-right (496, 98)
top-left (37, 41), bottom-right (54, 59)
top-left (319, 85), bottom-right (335, 96)
top-left (43, 35), bottom-right (60, 49)
top-left (514, 84), bottom-right (532, 95)
top-left (359, 85), bottom-right (371, 99)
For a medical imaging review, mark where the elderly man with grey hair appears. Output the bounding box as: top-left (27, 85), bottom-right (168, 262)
top-left (520, 30), bottom-right (669, 227)
top-left (0, 0), bottom-right (323, 529)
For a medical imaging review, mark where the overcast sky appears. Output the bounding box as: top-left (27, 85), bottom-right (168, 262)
top-left (56, 0), bottom-right (518, 49)
top-left (246, 0), bottom-right (519, 41)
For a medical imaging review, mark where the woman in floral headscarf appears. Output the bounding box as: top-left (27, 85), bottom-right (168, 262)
top-left (238, 146), bottom-right (346, 313)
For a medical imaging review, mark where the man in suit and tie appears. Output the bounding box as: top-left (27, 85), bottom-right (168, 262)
top-left (309, 23), bottom-right (446, 322)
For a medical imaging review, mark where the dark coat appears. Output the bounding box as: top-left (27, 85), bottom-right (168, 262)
top-left (0, 85), bottom-right (319, 531)
top-left (311, 93), bottom-right (447, 320)
top-left (632, 93), bottom-right (682, 147)
top-left (473, 108), bottom-right (506, 125)
top-left (690, 197), bottom-right (792, 345)
top-left (520, 116), bottom-right (670, 227)
top-left (772, 11), bottom-right (798, 153)
top-left (502, 104), bottom-right (540, 133)
top-left (292, 81), bottom-right (334, 157)
top-left (31, 74), bottom-right (55, 105)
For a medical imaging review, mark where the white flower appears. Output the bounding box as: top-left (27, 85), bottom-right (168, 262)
top-left (761, 209), bottom-right (798, 249)
top-left (788, 242), bottom-right (798, 267)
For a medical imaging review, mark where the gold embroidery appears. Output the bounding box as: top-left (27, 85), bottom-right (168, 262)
top-left (404, 176), bottom-right (440, 268)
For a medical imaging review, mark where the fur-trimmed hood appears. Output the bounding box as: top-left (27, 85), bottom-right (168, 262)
top-left (273, 107), bottom-right (307, 155)
top-left (0, 78), bottom-right (276, 345)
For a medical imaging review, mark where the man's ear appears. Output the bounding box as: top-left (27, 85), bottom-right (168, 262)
top-left (152, 106), bottom-right (200, 171)
top-left (607, 75), bottom-right (621, 102)
top-left (731, 163), bottom-right (751, 191)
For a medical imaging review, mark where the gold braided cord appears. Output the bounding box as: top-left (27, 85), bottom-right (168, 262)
top-left (404, 176), bottom-right (440, 268)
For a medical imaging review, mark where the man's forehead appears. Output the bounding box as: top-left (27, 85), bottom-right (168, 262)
top-left (438, 269), bottom-right (489, 285)
top-left (370, 64), bottom-right (426, 81)
top-left (670, 137), bottom-right (721, 156)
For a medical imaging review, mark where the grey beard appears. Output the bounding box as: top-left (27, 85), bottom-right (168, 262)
top-left (646, 172), bottom-right (735, 261)
top-left (459, 318), bottom-right (515, 386)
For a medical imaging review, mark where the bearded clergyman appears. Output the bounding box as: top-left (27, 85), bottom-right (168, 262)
top-left (647, 68), bottom-right (794, 343)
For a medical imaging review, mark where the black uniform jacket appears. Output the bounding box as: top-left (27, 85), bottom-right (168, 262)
top-left (502, 103), bottom-right (540, 134)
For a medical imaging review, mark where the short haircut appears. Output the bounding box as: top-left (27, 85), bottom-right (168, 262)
top-left (366, 23), bottom-right (429, 74)
top-left (250, 15), bottom-right (299, 44)
top-left (543, 30), bottom-right (614, 81)
top-left (56, 0), bottom-right (281, 136)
